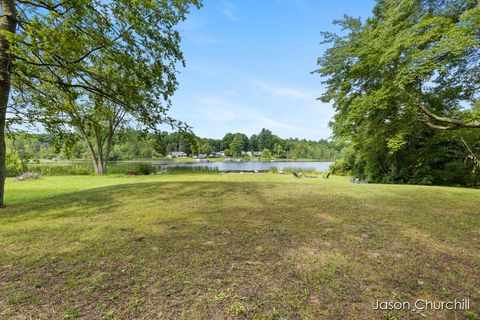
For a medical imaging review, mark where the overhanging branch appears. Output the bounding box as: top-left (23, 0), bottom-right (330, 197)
top-left (418, 98), bottom-right (480, 129)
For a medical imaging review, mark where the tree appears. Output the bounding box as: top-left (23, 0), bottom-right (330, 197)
top-left (249, 134), bottom-right (259, 151)
top-left (229, 133), bottom-right (246, 157)
top-left (258, 128), bottom-right (274, 151)
top-left (223, 148), bottom-right (232, 157)
top-left (0, 1), bottom-right (17, 206)
top-left (153, 131), bottom-right (169, 157)
top-left (8, 129), bottom-right (344, 165)
top-left (38, 91), bottom-right (130, 174)
top-left (198, 140), bottom-right (213, 155)
top-left (274, 143), bottom-right (286, 158)
top-left (0, 1), bottom-right (201, 194)
top-left (398, 0), bottom-right (480, 131)
top-left (314, 0), bottom-right (480, 183)
top-left (222, 133), bottom-right (234, 150)
top-left (261, 148), bottom-right (272, 160)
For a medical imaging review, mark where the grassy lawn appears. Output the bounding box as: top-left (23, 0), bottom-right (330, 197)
top-left (1, 174), bottom-right (479, 319)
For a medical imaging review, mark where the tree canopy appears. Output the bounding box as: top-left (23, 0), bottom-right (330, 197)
top-left (315, 0), bottom-right (480, 185)
top-left (0, 0), bottom-right (201, 196)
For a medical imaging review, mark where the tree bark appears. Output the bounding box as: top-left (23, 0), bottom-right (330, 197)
top-left (0, 0), bottom-right (16, 207)
top-left (75, 121), bottom-right (101, 174)
top-left (94, 126), bottom-right (105, 174)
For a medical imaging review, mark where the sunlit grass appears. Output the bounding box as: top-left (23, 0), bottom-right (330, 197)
top-left (1, 174), bottom-right (479, 319)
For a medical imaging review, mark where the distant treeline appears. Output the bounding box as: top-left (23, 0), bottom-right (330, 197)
top-left (7, 128), bottom-right (343, 162)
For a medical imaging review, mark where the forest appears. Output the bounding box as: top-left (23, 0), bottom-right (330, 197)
top-left (7, 128), bottom-right (342, 163)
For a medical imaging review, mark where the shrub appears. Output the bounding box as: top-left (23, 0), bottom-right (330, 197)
top-left (261, 149), bottom-right (272, 161)
top-left (136, 163), bottom-right (155, 175)
top-left (6, 152), bottom-right (29, 177)
top-left (329, 159), bottom-right (351, 176)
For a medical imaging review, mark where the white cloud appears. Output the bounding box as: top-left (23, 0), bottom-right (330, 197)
top-left (178, 15), bottom-right (220, 44)
top-left (184, 32), bottom-right (220, 44)
top-left (171, 79), bottom-right (334, 139)
top-left (195, 96), bottom-right (238, 122)
top-left (219, 1), bottom-right (238, 21)
top-left (245, 77), bottom-right (314, 99)
top-left (173, 94), bottom-right (294, 134)
top-left (177, 16), bottom-right (207, 31)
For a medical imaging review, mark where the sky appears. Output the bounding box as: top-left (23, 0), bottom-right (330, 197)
top-left (169, 0), bottom-right (376, 140)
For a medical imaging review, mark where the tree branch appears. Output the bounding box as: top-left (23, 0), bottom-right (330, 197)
top-left (417, 97), bottom-right (480, 129)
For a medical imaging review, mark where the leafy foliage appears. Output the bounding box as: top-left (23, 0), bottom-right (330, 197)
top-left (6, 0), bottom-right (201, 175)
top-left (315, 0), bottom-right (480, 185)
top-left (6, 151), bottom-right (28, 177)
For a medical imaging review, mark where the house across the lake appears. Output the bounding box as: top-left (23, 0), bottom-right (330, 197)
top-left (252, 151), bottom-right (262, 157)
top-left (209, 151), bottom-right (225, 157)
top-left (169, 151), bottom-right (188, 158)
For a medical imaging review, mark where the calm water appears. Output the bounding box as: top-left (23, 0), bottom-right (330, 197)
top-left (150, 161), bottom-right (333, 172)
top-left (38, 160), bottom-right (333, 172)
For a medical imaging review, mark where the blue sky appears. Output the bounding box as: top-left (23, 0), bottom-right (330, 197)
top-left (169, 0), bottom-right (376, 140)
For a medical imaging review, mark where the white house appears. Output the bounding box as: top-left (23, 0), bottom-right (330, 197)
top-left (252, 151), bottom-right (262, 157)
top-left (169, 151), bottom-right (188, 158)
top-left (209, 151), bottom-right (225, 157)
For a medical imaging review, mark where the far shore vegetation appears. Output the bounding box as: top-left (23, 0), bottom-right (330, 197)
top-left (7, 128), bottom-right (341, 176)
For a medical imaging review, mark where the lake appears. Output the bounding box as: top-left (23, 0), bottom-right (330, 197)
top-left (34, 160), bottom-right (333, 173)
top-left (148, 161), bottom-right (333, 172)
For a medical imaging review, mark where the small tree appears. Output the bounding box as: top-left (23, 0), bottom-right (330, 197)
top-left (223, 149), bottom-right (232, 157)
top-left (261, 149), bottom-right (272, 160)
top-left (274, 143), bottom-right (286, 158)
top-left (199, 140), bottom-right (213, 155)
top-left (229, 134), bottom-right (246, 157)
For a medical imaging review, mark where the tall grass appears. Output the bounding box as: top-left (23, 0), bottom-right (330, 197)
top-left (8, 163), bottom-right (220, 176)
top-left (16, 164), bottom-right (93, 176)
top-left (161, 165), bottom-right (219, 174)
top-left (268, 166), bottom-right (319, 175)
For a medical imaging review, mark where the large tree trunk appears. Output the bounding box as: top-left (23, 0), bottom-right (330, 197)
top-left (0, 0), bottom-right (16, 207)
top-left (96, 150), bottom-right (105, 174)
top-left (95, 132), bottom-right (105, 174)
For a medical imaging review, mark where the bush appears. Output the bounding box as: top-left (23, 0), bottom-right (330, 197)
top-left (137, 163), bottom-right (155, 175)
top-left (6, 152), bottom-right (28, 177)
top-left (261, 149), bottom-right (272, 161)
top-left (433, 161), bottom-right (473, 186)
top-left (329, 159), bottom-right (352, 176)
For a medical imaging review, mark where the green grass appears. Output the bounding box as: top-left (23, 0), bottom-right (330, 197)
top-left (1, 174), bottom-right (479, 319)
